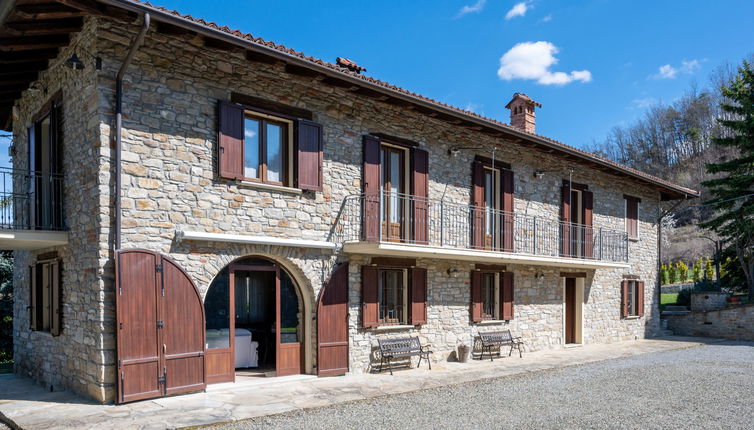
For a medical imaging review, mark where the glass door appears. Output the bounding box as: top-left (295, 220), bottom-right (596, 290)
top-left (380, 145), bottom-right (405, 242)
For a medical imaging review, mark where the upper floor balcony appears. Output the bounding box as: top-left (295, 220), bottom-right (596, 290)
top-left (0, 168), bottom-right (67, 250)
top-left (332, 193), bottom-right (629, 269)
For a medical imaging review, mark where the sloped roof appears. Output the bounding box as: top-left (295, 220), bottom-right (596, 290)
top-left (1, 0), bottom-right (699, 200)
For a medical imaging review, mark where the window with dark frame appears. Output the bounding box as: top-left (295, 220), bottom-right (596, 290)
top-left (626, 280), bottom-right (639, 317)
top-left (242, 111), bottom-right (291, 186)
top-left (481, 272), bottom-right (499, 320)
top-left (378, 268), bottom-right (406, 325)
top-left (30, 259), bottom-right (62, 335)
top-left (625, 196), bottom-right (640, 240)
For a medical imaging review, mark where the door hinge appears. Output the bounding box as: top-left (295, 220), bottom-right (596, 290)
top-left (156, 320), bottom-right (164, 329)
top-left (155, 264), bottom-right (163, 273)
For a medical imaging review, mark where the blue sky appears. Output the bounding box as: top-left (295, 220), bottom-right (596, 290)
top-left (2, 0), bottom-right (752, 166)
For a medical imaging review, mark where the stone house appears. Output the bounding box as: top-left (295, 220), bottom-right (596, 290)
top-left (0, 0), bottom-right (698, 404)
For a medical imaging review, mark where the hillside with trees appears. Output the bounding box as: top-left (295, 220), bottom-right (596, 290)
top-left (589, 55), bottom-right (753, 293)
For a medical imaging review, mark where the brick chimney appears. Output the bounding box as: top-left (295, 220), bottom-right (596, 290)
top-left (505, 93), bottom-right (541, 134)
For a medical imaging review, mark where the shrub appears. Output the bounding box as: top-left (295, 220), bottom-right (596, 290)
top-left (661, 264), bottom-right (669, 285)
top-left (0, 251), bottom-right (13, 363)
top-left (669, 263), bottom-right (678, 284)
top-left (677, 261), bottom-right (689, 282)
top-left (705, 258), bottom-right (714, 281)
top-left (693, 260), bottom-right (702, 282)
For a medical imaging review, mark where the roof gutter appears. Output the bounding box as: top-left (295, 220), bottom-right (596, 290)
top-left (100, 0), bottom-right (697, 200)
top-left (114, 12), bottom-right (150, 251)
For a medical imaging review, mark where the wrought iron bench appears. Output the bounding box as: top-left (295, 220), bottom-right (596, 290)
top-left (478, 330), bottom-right (524, 361)
top-left (377, 337), bottom-right (433, 375)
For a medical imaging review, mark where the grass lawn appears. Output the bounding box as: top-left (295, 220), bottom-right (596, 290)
top-left (0, 361), bottom-right (12, 374)
top-left (661, 293), bottom-right (679, 305)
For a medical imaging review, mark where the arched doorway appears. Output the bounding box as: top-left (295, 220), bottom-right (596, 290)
top-left (204, 257), bottom-right (305, 383)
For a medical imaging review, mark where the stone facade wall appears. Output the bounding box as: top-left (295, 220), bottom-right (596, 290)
top-left (690, 292), bottom-right (729, 311)
top-left (667, 304), bottom-right (754, 340)
top-left (11, 18), bottom-right (109, 400)
top-left (14, 14), bottom-right (662, 402)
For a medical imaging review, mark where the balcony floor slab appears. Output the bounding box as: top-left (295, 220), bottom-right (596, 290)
top-left (0, 230), bottom-right (68, 250)
top-left (342, 242), bottom-right (629, 269)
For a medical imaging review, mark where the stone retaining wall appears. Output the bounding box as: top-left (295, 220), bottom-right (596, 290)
top-left (666, 304), bottom-right (754, 340)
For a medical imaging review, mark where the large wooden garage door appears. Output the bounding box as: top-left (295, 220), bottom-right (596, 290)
top-left (317, 263), bottom-right (349, 376)
top-left (116, 249), bottom-right (206, 403)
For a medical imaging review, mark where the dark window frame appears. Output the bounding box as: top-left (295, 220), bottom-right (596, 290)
top-left (377, 267), bottom-right (407, 325)
top-left (626, 280), bottom-right (639, 317)
top-left (242, 111), bottom-right (291, 186)
top-left (30, 258), bottom-right (62, 334)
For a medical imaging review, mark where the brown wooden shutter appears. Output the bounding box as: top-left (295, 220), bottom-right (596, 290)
top-left (410, 267), bottom-right (427, 325)
top-left (582, 190), bottom-right (594, 258)
top-left (295, 119), bottom-right (323, 191)
top-left (501, 271), bottom-right (514, 321)
top-left (317, 263), bottom-right (350, 376)
top-left (471, 162), bottom-right (485, 249)
top-left (218, 101), bottom-right (244, 179)
top-left (29, 265), bottom-right (37, 331)
top-left (363, 135), bottom-right (381, 241)
top-left (621, 280), bottom-right (630, 318)
top-left (626, 197), bottom-right (639, 239)
top-left (502, 169), bottom-right (514, 252)
top-left (361, 265), bottom-right (379, 328)
top-left (470, 270), bottom-right (483, 322)
top-left (411, 148), bottom-right (429, 245)
top-left (560, 184), bottom-right (571, 256)
top-left (50, 261), bottom-right (62, 336)
top-left (637, 281), bottom-right (645, 317)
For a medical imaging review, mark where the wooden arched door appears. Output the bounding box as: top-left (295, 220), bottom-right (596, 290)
top-left (317, 263), bottom-right (349, 376)
top-left (116, 249), bottom-right (205, 403)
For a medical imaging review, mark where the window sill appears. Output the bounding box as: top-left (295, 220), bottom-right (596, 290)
top-left (31, 330), bottom-right (53, 338)
top-left (624, 316), bottom-right (641, 320)
top-left (476, 319), bottom-right (508, 325)
top-left (628, 237), bottom-right (640, 242)
top-left (237, 180), bottom-right (303, 195)
top-left (372, 324), bottom-right (416, 331)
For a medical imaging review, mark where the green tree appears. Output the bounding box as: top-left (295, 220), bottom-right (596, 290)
top-left (661, 264), bottom-right (669, 285)
top-left (678, 261), bottom-right (689, 282)
top-left (669, 263), bottom-right (678, 284)
top-left (705, 258), bottom-right (715, 281)
top-left (693, 260), bottom-right (702, 282)
top-left (0, 251), bottom-right (13, 363)
top-left (701, 60), bottom-right (754, 300)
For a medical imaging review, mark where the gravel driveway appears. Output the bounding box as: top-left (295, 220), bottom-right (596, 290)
top-left (215, 341), bottom-right (754, 430)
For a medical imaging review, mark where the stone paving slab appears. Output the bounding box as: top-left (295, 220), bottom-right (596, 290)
top-left (0, 336), bottom-right (715, 430)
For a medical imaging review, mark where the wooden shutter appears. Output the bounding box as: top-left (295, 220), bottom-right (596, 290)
top-left (29, 265), bottom-right (37, 331)
top-left (471, 162), bottom-right (485, 249)
top-left (410, 267), bottom-right (427, 325)
top-left (637, 281), bottom-right (645, 317)
top-left (295, 119), bottom-right (323, 191)
top-left (363, 135), bottom-right (381, 241)
top-left (501, 271), bottom-right (514, 321)
top-left (502, 169), bottom-right (514, 252)
top-left (361, 265), bottom-right (379, 328)
top-left (317, 263), bottom-right (350, 376)
top-left (218, 101), bottom-right (244, 180)
top-left (560, 184), bottom-right (571, 256)
top-left (50, 261), bottom-right (62, 336)
top-left (470, 271), bottom-right (483, 322)
top-left (625, 197), bottom-right (639, 239)
top-left (621, 280), bottom-right (630, 318)
top-left (582, 190), bottom-right (594, 258)
top-left (411, 148), bottom-right (429, 245)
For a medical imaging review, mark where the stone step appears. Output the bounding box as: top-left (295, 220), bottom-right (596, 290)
top-left (664, 305), bottom-right (689, 312)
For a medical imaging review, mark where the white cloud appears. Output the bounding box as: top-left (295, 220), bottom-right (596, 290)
top-left (630, 97), bottom-right (657, 109)
top-left (457, 0), bottom-right (486, 17)
top-left (497, 41), bottom-right (592, 86)
top-left (540, 14), bottom-right (553, 22)
top-left (652, 59), bottom-right (703, 79)
top-left (505, 2), bottom-right (529, 20)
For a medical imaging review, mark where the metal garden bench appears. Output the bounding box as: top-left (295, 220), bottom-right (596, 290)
top-left (478, 330), bottom-right (524, 361)
top-left (377, 337), bottom-right (433, 375)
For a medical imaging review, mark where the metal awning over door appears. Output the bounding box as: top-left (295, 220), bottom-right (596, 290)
top-left (116, 249), bottom-right (206, 403)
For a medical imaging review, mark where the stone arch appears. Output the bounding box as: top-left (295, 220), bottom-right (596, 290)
top-left (200, 248), bottom-right (319, 375)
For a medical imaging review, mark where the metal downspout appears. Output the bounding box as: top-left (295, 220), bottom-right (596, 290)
top-left (115, 13), bottom-right (150, 251)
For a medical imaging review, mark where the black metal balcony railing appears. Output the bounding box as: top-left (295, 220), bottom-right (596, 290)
top-left (0, 167), bottom-right (65, 231)
top-left (332, 193), bottom-right (628, 263)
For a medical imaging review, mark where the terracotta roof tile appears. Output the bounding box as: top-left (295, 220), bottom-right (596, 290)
top-left (126, 0), bottom-right (697, 198)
